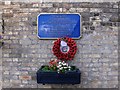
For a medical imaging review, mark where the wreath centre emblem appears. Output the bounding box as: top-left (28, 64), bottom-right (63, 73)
top-left (60, 40), bottom-right (70, 53)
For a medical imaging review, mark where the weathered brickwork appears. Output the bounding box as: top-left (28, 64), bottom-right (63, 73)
top-left (1, 0), bottom-right (120, 2)
top-left (0, 5), bottom-right (2, 90)
top-left (1, 1), bottom-right (119, 88)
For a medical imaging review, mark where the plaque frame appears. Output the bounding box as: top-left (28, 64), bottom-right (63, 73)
top-left (37, 13), bottom-right (82, 40)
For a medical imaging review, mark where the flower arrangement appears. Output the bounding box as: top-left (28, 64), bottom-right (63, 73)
top-left (41, 37), bottom-right (77, 73)
top-left (37, 37), bottom-right (80, 84)
top-left (41, 59), bottom-right (76, 73)
top-left (57, 61), bottom-right (71, 73)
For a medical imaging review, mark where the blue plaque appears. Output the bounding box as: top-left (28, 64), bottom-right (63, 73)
top-left (37, 14), bottom-right (81, 39)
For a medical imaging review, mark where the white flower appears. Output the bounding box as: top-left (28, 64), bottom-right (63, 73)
top-left (63, 63), bottom-right (67, 66)
top-left (64, 67), bottom-right (67, 69)
top-left (57, 64), bottom-right (62, 67)
top-left (68, 66), bottom-right (71, 68)
top-left (59, 67), bottom-right (63, 70)
top-left (69, 69), bottom-right (71, 71)
top-left (59, 62), bottom-right (61, 64)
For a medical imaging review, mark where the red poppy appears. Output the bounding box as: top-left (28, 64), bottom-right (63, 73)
top-left (49, 59), bottom-right (59, 66)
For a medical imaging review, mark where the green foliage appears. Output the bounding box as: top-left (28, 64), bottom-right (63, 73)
top-left (41, 65), bottom-right (77, 73)
top-left (41, 66), bottom-right (50, 71)
top-left (41, 65), bottom-right (57, 72)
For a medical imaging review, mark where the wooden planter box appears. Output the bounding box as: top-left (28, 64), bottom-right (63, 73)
top-left (36, 66), bottom-right (81, 84)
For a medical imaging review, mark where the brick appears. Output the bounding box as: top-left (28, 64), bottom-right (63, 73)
top-left (20, 38), bottom-right (31, 45)
top-left (19, 75), bottom-right (31, 80)
top-left (3, 54), bottom-right (9, 57)
top-left (41, 3), bottom-right (53, 7)
top-left (13, 58), bottom-right (19, 62)
top-left (110, 15), bottom-right (119, 22)
top-left (2, 13), bottom-right (13, 17)
top-left (90, 8), bottom-right (102, 12)
top-left (29, 8), bottom-right (40, 12)
top-left (76, 8), bottom-right (89, 12)
top-left (10, 80), bottom-right (21, 84)
top-left (32, 3), bottom-right (39, 7)
top-left (69, 8), bottom-right (77, 12)
top-left (89, 54), bottom-right (101, 58)
top-left (4, 1), bottom-right (11, 5)
top-left (3, 71), bottom-right (9, 75)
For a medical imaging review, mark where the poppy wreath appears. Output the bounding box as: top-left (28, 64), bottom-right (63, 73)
top-left (52, 37), bottom-right (77, 61)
